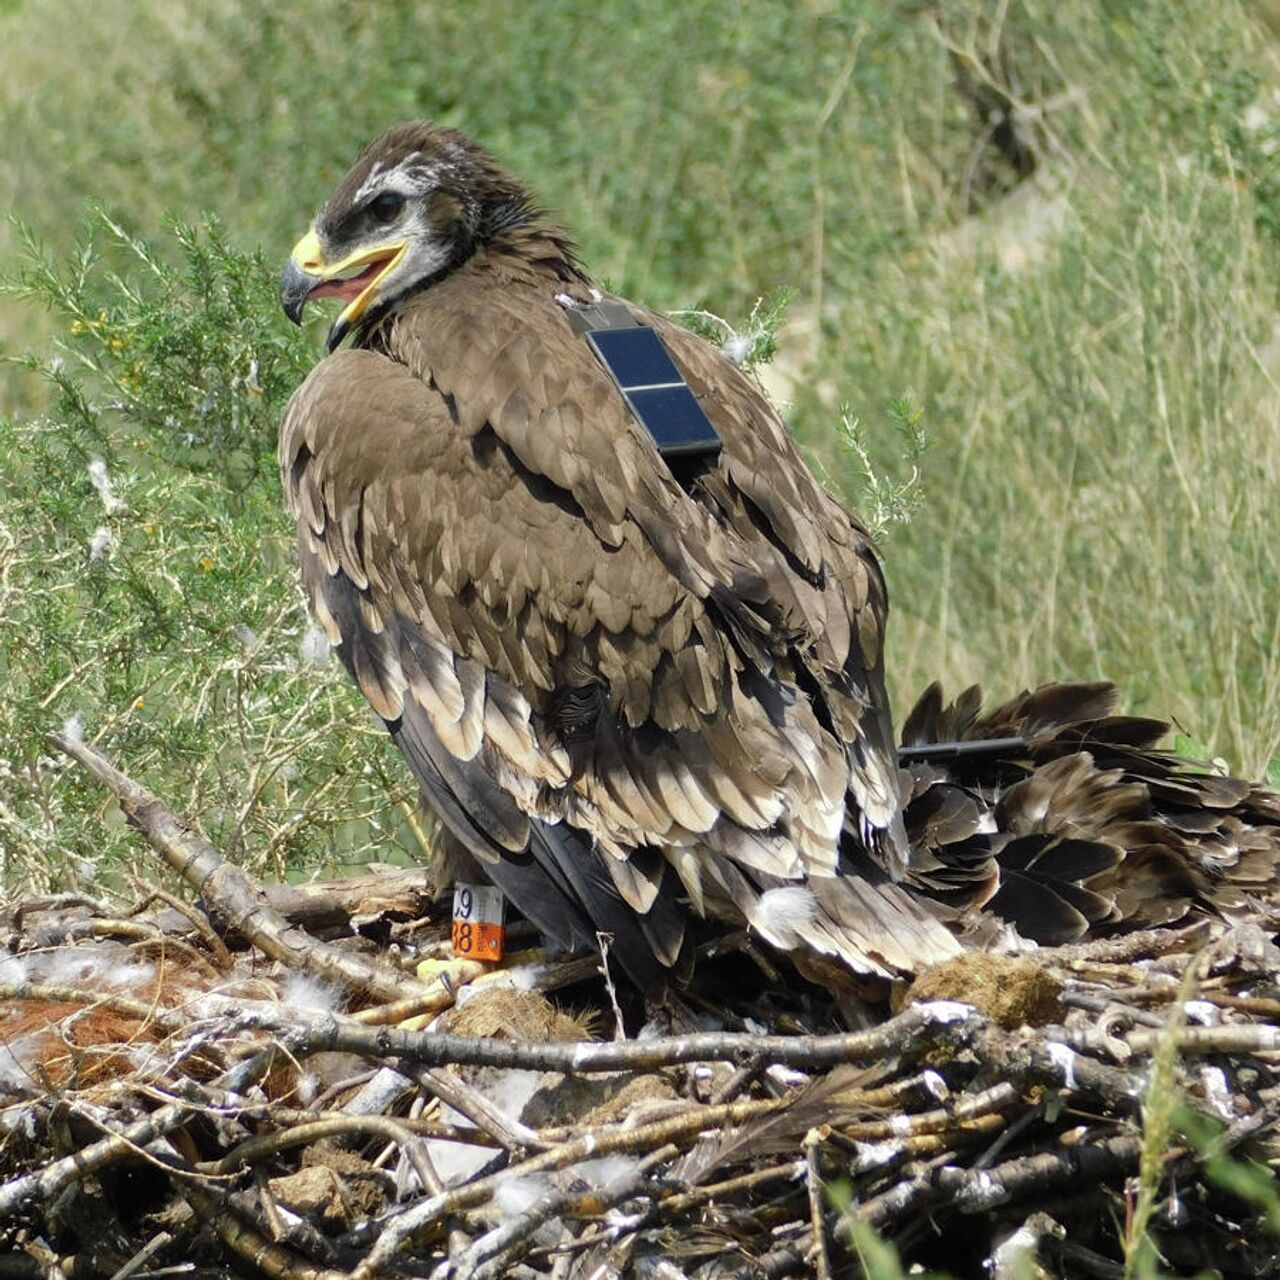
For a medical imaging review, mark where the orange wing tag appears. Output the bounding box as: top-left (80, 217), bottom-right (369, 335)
top-left (451, 883), bottom-right (506, 962)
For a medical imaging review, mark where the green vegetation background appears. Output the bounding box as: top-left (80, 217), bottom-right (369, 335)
top-left (4, 0), bottom-right (1280, 892)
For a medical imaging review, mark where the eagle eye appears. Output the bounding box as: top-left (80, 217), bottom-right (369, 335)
top-left (368, 191), bottom-right (405, 224)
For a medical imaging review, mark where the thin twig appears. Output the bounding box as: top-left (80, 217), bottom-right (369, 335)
top-left (350, 954), bottom-right (600, 1026)
top-left (846, 1133), bottom-right (1148, 1235)
top-left (658, 1159), bottom-right (805, 1216)
top-left (0, 980), bottom-right (184, 1030)
top-left (129, 875), bottom-right (233, 971)
top-left (0, 1102), bottom-right (194, 1217)
top-left (804, 1128), bottom-right (833, 1280)
top-left (1048, 922), bottom-right (1213, 967)
top-left (179, 1180), bottom-right (350, 1280)
top-left (410, 1065), bottom-right (543, 1151)
top-left (106, 1229), bottom-right (173, 1280)
top-left (0, 1037), bottom-right (282, 1215)
top-left (1069, 1022), bottom-right (1280, 1059)
top-left (201, 1114), bottom-right (429, 1176)
top-left (349, 1094), bottom-right (801, 1277)
top-left (465, 1145), bottom-right (675, 1280)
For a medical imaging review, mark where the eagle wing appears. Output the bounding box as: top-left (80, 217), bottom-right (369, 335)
top-left (280, 270), bottom-right (953, 985)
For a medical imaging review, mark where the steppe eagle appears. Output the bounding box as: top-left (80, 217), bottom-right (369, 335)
top-left (279, 123), bottom-right (1280, 992)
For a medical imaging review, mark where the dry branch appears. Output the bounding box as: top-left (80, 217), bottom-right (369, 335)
top-left (254, 997), bottom-right (980, 1073)
top-left (50, 731), bottom-right (432, 1004)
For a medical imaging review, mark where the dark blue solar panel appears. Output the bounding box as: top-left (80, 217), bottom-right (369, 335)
top-left (626, 385), bottom-right (721, 456)
top-left (586, 323), bottom-right (722, 461)
top-left (588, 326), bottom-right (683, 390)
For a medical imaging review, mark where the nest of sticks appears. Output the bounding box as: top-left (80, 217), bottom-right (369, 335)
top-left (3, 735), bottom-right (1280, 1280)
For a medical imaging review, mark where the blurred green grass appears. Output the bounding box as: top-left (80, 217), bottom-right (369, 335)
top-left (4, 0), bottom-right (1280, 892)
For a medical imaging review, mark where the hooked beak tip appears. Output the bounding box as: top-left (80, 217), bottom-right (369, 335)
top-left (280, 258), bottom-right (319, 326)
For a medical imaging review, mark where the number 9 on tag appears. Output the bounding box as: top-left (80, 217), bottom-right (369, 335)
top-left (451, 883), bottom-right (506, 961)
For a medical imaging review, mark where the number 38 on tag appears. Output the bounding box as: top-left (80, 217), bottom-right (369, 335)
top-left (451, 883), bottom-right (506, 961)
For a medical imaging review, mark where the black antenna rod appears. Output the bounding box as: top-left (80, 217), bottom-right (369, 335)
top-left (897, 736), bottom-right (1028, 765)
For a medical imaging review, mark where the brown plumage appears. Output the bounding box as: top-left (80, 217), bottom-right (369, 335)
top-left (278, 122), bottom-right (948, 990)
top-left (278, 123), bottom-right (1280, 992)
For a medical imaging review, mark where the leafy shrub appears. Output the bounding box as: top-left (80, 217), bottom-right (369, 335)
top-left (0, 215), bottom-right (424, 892)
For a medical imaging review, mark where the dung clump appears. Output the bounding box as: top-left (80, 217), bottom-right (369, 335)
top-left (902, 953), bottom-right (1063, 1029)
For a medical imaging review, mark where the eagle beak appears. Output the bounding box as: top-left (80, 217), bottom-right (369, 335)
top-left (280, 227), bottom-right (408, 352)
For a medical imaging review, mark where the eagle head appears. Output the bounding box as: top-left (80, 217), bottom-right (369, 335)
top-left (280, 121), bottom-right (535, 351)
